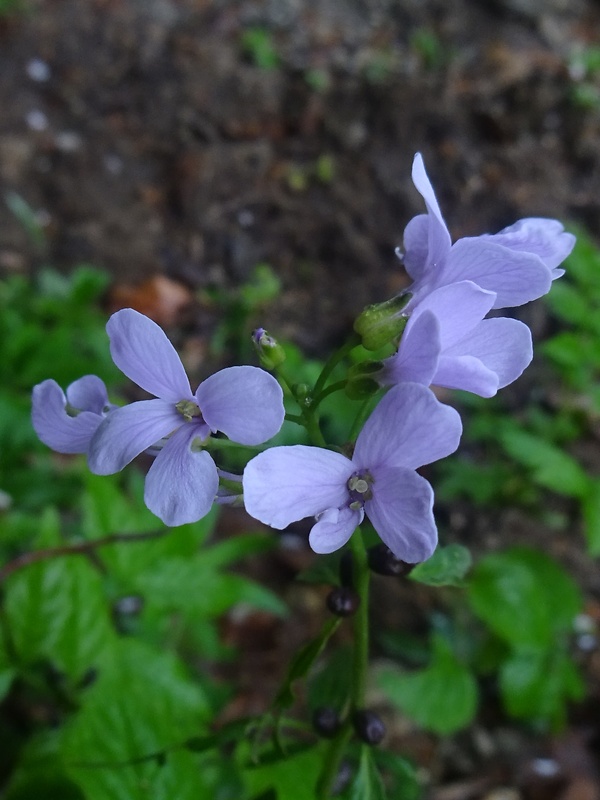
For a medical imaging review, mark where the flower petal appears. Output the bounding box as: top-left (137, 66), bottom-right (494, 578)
top-left (439, 238), bottom-right (552, 309)
top-left (491, 217), bottom-right (575, 273)
top-left (411, 281), bottom-right (496, 349)
top-left (32, 379), bottom-right (101, 454)
top-left (408, 153), bottom-right (452, 276)
top-left (309, 506), bottom-right (363, 555)
top-left (381, 311), bottom-right (440, 387)
top-left (144, 426), bottom-right (218, 526)
top-left (66, 375), bottom-right (110, 414)
top-left (367, 466), bottom-right (437, 562)
top-left (88, 399), bottom-right (182, 474)
top-left (353, 383), bottom-right (462, 471)
top-left (107, 309), bottom-right (192, 402)
top-left (402, 214), bottom-right (430, 281)
top-left (243, 446), bottom-right (354, 529)
top-left (444, 317), bottom-right (533, 390)
top-left (433, 354), bottom-right (499, 397)
top-left (196, 366), bottom-right (284, 445)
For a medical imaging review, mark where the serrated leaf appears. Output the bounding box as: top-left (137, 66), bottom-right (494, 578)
top-left (243, 743), bottom-right (326, 800)
top-left (467, 547), bottom-right (582, 650)
top-left (409, 544), bottom-right (472, 586)
top-left (500, 647), bottom-right (584, 729)
top-left (378, 635), bottom-right (477, 735)
top-left (349, 746), bottom-right (387, 800)
top-left (499, 428), bottom-right (589, 498)
top-left (62, 639), bottom-right (211, 800)
top-left (4, 557), bottom-right (115, 683)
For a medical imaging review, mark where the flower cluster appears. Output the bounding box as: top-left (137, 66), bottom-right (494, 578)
top-left (32, 153), bottom-right (574, 563)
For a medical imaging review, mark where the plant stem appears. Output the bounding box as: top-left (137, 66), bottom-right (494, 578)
top-left (316, 528), bottom-right (371, 798)
top-left (313, 333), bottom-right (360, 398)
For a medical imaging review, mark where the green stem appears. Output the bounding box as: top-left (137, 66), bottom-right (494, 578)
top-left (348, 389), bottom-right (385, 442)
top-left (316, 528), bottom-right (371, 799)
top-left (311, 380), bottom-right (347, 411)
top-left (313, 333), bottom-right (360, 398)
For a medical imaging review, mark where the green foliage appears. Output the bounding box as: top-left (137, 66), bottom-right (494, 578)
top-left (348, 747), bottom-right (387, 800)
top-left (468, 547), bottom-right (583, 728)
top-left (410, 544), bottom-right (472, 587)
top-left (378, 634), bottom-right (478, 735)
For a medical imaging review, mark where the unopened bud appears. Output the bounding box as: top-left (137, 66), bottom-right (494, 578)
top-left (326, 586), bottom-right (360, 617)
top-left (353, 709), bottom-right (386, 745)
top-left (345, 361), bottom-right (383, 400)
top-left (252, 328), bottom-right (286, 370)
top-left (353, 294), bottom-right (411, 351)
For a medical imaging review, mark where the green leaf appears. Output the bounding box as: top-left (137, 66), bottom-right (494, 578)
top-left (498, 428), bottom-right (589, 498)
top-left (349, 746), bottom-right (387, 800)
top-left (409, 544), bottom-right (472, 586)
top-left (62, 639), bottom-right (211, 800)
top-left (581, 480), bottom-right (600, 556)
top-left (276, 618), bottom-right (341, 708)
top-left (4, 557), bottom-right (115, 683)
top-left (243, 743), bottom-right (326, 800)
top-left (500, 648), bottom-right (584, 729)
top-left (378, 635), bottom-right (477, 735)
top-left (467, 547), bottom-right (582, 650)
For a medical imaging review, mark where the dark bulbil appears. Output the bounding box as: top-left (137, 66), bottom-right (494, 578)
top-left (367, 543), bottom-right (415, 577)
top-left (312, 706), bottom-right (342, 738)
top-left (353, 709), bottom-right (386, 745)
top-left (326, 586), bottom-right (360, 617)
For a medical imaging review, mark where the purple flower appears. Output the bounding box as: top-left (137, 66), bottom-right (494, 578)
top-left (88, 309), bottom-right (285, 527)
top-left (402, 153), bottom-right (575, 310)
top-left (380, 280), bottom-right (533, 397)
top-left (32, 375), bottom-right (116, 454)
top-left (243, 383), bottom-right (462, 562)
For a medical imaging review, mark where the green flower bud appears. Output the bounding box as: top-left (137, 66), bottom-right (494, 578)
top-left (345, 360), bottom-right (383, 400)
top-left (252, 328), bottom-right (286, 370)
top-left (353, 293), bottom-right (412, 351)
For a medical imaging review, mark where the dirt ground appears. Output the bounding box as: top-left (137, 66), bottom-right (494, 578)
top-left (1, 0), bottom-right (600, 797)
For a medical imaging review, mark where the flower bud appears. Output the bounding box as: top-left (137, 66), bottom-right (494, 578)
top-left (252, 328), bottom-right (286, 370)
top-left (353, 709), bottom-right (386, 745)
top-left (345, 361), bottom-right (383, 400)
top-left (353, 294), bottom-right (411, 351)
top-left (326, 586), bottom-right (360, 617)
top-left (367, 544), bottom-right (415, 577)
top-left (312, 706), bottom-right (342, 738)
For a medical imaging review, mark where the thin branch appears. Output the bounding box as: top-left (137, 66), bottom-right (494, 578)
top-left (0, 530), bottom-right (167, 583)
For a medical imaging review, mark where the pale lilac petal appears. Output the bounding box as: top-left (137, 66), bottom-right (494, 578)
top-left (381, 311), bottom-right (440, 386)
top-left (366, 466), bottom-right (437, 563)
top-left (444, 317), bottom-right (533, 390)
top-left (144, 426), bottom-right (218, 526)
top-left (409, 153), bottom-right (452, 273)
top-left (353, 383), bottom-right (462, 471)
top-left (433, 354), bottom-right (499, 397)
top-left (491, 218), bottom-right (575, 273)
top-left (66, 375), bottom-right (110, 414)
top-left (243, 446), bottom-right (354, 529)
top-left (196, 366), bottom-right (284, 445)
top-left (107, 309), bottom-right (192, 402)
top-left (88, 399), bottom-right (181, 474)
top-left (32, 379), bottom-right (101, 454)
top-left (410, 281), bottom-right (496, 348)
top-left (309, 506), bottom-right (363, 555)
top-left (402, 214), bottom-right (430, 281)
top-left (439, 238), bottom-right (552, 309)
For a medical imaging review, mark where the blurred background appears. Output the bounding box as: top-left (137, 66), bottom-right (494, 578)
top-left (1, 1), bottom-right (600, 798)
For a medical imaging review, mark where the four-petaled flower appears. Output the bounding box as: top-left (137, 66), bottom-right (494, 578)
top-left (401, 153), bottom-right (575, 310)
top-left (32, 375), bottom-right (116, 454)
top-left (87, 309), bottom-right (285, 527)
top-left (243, 383), bottom-right (462, 562)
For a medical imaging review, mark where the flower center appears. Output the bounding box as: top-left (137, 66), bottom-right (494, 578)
top-left (175, 399), bottom-right (201, 423)
top-left (347, 471), bottom-right (373, 510)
